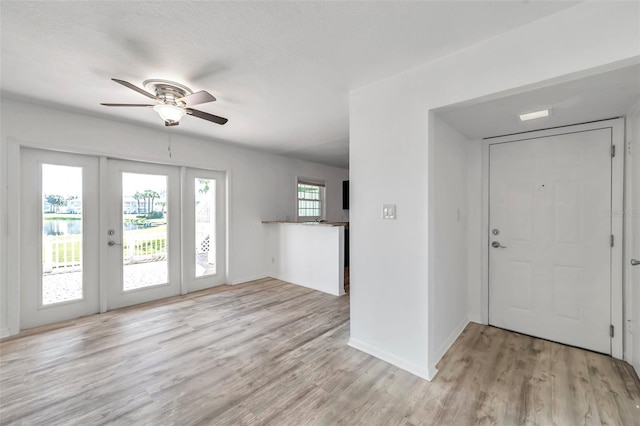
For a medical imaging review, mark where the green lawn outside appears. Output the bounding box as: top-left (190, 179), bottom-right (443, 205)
top-left (44, 227), bottom-right (168, 265)
top-left (43, 213), bottom-right (81, 220)
top-left (124, 224), bottom-right (167, 235)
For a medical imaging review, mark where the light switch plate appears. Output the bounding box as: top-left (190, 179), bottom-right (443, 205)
top-left (382, 204), bottom-right (396, 220)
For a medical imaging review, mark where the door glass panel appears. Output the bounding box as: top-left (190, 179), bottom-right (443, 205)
top-left (195, 178), bottom-right (216, 277)
top-left (122, 173), bottom-right (168, 290)
top-left (42, 164), bottom-right (83, 305)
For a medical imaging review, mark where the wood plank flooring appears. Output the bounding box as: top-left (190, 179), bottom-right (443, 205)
top-left (1, 278), bottom-right (639, 425)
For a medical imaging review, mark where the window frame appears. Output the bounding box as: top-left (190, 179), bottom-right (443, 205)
top-left (296, 178), bottom-right (326, 222)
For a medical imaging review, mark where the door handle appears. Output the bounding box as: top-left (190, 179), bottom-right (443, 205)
top-left (108, 240), bottom-right (122, 247)
top-left (491, 241), bottom-right (507, 249)
top-left (632, 259), bottom-right (640, 266)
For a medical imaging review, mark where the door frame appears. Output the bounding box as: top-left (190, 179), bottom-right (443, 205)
top-left (104, 159), bottom-right (182, 310)
top-left (624, 104), bottom-right (640, 369)
top-left (6, 137), bottom-right (229, 335)
top-left (480, 118), bottom-right (625, 359)
top-left (18, 148), bottom-right (102, 329)
top-left (182, 167), bottom-right (227, 293)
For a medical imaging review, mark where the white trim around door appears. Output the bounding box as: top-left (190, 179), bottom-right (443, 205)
top-left (6, 138), bottom-right (229, 335)
top-left (182, 167), bottom-right (227, 293)
top-left (105, 159), bottom-right (182, 310)
top-left (480, 118), bottom-right (625, 359)
top-left (19, 148), bottom-right (101, 329)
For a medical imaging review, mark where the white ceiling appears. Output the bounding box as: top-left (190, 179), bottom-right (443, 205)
top-left (1, 1), bottom-right (582, 168)
top-left (437, 63), bottom-right (640, 140)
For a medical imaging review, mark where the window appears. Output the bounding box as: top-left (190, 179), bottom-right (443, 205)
top-left (297, 179), bottom-right (325, 220)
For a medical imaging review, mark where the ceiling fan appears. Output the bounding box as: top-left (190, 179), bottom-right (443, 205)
top-left (101, 78), bottom-right (228, 127)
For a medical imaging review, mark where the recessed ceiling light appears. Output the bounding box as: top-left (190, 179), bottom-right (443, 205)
top-left (519, 108), bottom-right (551, 121)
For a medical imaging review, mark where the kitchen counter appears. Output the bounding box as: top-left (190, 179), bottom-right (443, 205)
top-left (263, 221), bottom-right (347, 296)
top-left (262, 221), bottom-right (348, 229)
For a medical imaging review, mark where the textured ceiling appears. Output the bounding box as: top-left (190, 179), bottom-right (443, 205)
top-left (437, 63), bottom-right (640, 140)
top-left (1, 1), bottom-right (581, 168)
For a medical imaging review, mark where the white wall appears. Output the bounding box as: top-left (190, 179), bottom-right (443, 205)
top-left (349, 1), bottom-right (640, 379)
top-left (427, 115), bottom-right (472, 374)
top-left (265, 223), bottom-right (345, 296)
top-left (466, 140), bottom-right (483, 324)
top-left (0, 98), bottom-right (348, 336)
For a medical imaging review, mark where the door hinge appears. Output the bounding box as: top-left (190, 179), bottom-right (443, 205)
top-left (610, 324), bottom-right (614, 338)
top-left (611, 235), bottom-right (614, 247)
top-left (611, 145), bottom-right (616, 158)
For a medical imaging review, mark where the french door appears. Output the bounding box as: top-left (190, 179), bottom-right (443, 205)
top-left (183, 168), bottom-right (226, 292)
top-left (105, 160), bottom-right (181, 310)
top-left (19, 149), bottom-right (226, 329)
top-left (20, 149), bottom-right (101, 328)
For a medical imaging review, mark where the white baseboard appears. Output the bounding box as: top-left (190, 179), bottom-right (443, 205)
top-left (468, 314), bottom-right (483, 324)
top-left (0, 327), bottom-right (10, 339)
top-left (274, 275), bottom-right (342, 297)
top-left (227, 274), bottom-right (268, 285)
top-left (348, 337), bottom-right (435, 381)
top-left (429, 318), bottom-right (470, 379)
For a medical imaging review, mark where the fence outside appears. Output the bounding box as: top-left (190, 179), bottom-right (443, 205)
top-left (43, 234), bottom-right (81, 273)
top-left (43, 233), bottom-right (167, 273)
top-left (122, 233), bottom-right (167, 263)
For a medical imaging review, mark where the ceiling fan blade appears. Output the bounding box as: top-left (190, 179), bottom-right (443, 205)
top-left (111, 78), bottom-right (159, 100)
top-left (178, 90), bottom-right (216, 106)
top-left (186, 108), bottom-right (228, 125)
top-left (100, 103), bottom-right (154, 107)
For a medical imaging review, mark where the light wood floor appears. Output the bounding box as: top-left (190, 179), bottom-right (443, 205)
top-left (1, 278), bottom-right (639, 425)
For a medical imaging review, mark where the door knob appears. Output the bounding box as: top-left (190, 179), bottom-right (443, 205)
top-left (491, 241), bottom-right (507, 249)
top-left (108, 240), bottom-right (122, 246)
top-left (632, 259), bottom-right (640, 266)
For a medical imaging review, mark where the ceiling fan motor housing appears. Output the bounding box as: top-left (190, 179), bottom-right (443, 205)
top-left (101, 78), bottom-right (227, 126)
top-left (144, 79), bottom-right (193, 106)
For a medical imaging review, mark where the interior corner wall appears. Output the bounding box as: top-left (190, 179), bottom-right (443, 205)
top-left (348, 81), bottom-right (431, 379)
top-left (466, 139), bottom-right (483, 324)
top-left (427, 115), bottom-right (472, 374)
top-left (349, 1), bottom-right (639, 380)
top-left (0, 99), bottom-right (348, 334)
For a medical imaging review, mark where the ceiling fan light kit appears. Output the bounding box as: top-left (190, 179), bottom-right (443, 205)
top-left (153, 104), bottom-right (186, 125)
top-left (100, 78), bottom-right (227, 127)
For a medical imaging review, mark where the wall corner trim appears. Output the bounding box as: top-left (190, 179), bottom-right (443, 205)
top-left (432, 319), bottom-right (470, 375)
top-left (468, 315), bottom-right (483, 325)
top-left (348, 337), bottom-right (435, 381)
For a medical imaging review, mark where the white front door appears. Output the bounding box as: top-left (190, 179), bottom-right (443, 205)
top-left (20, 149), bottom-right (100, 329)
top-left (183, 168), bottom-right (226, 292)
top-left (105, 160), bottom-right (182, 310)
top-left (489, 128), bottom-right (613, 354)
